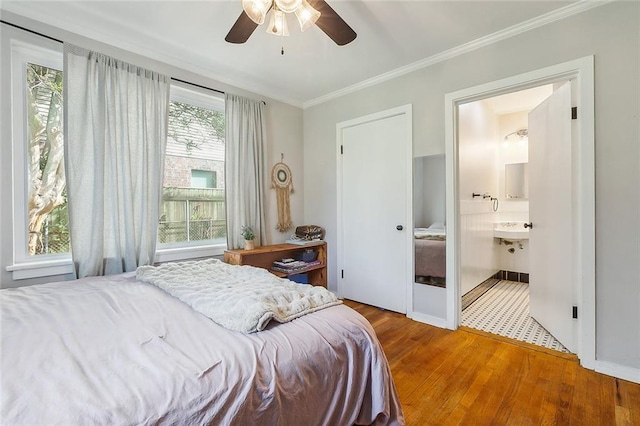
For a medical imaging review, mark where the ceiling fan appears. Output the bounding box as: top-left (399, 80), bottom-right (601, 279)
top-left (225, 0), bottom-right (357, 46)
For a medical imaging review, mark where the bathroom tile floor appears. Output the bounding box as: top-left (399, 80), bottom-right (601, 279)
top-left (461, 280), bottom-right (569, 353)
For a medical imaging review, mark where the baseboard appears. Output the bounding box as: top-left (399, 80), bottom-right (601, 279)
top-left (595, 360), bottom-right (640, 384)
top-left (412, 312), bottom-right (447, 329)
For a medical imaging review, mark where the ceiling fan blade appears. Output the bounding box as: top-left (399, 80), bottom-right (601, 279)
top-left (225, 11), bottom-right (259, 44)
top-left (310, 0), bottom-right (357, 46)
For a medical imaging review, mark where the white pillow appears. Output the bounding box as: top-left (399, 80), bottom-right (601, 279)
top-left (428, 222), bottom-right (445, 230)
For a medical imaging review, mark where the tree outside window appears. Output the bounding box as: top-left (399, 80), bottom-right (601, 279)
top-left (26, 63), bottom-right (69, 256)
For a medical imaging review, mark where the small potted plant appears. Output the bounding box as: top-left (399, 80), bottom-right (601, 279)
top-left (241, 225), bottom-right (255, 250)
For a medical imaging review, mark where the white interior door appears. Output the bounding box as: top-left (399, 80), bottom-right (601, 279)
top-left (528, 81), bottom-right (575, 352)
top-left (338, 110), bottom-right (411, 313)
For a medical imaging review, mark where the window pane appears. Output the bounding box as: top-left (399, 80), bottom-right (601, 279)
top-left (191, 170), bottom-right (216, 188)
top-left (160, 99), bottom-right (225, 246)
top-left (26, 63), bottom-right (69, 256)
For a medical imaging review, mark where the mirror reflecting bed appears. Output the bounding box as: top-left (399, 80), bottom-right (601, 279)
top-left (413, 155), bottom-right (446, 287)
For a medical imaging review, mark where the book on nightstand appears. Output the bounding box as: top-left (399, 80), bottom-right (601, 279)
top-left (271, 260), bottom-right (321, 274)
top-left (285, 238), bottom-right (321, 246)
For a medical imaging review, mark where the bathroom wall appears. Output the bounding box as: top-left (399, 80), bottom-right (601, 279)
top-left (497, 111), bottom-right (529, 199)
top-left (458, 101), bottom-right (500, 295)
top-left (496, 111), bottom-right (531, 275)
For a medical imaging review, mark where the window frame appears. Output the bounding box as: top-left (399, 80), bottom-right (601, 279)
top-left (6, 39), bottom-right (73, 280)
top-left (4, 41), bottom-right (227, 277)
top-left (154, 83), bottom-right (227, 263)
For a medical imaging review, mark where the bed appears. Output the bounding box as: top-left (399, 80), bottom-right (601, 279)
top-left (0, 260), bottom-right (404, 425)
top-left (414, 224), bottom-right (446, 282)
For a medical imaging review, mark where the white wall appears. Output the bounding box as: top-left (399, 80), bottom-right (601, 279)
top-left (303, 2), bottom-right (640, 370)
top-left (458, 101), bottom-right (500, 295)
top-left (0, 15), bottom-right (303, 287)
top-left (413, 158), bottom-right (425, 227)
top-left (498, 111), bottom-right (529, 200)
top-left (496, 110), bottom-right (531, 273)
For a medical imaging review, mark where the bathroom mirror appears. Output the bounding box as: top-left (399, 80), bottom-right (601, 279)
top-left (505, 162), bottom-right (528, 199)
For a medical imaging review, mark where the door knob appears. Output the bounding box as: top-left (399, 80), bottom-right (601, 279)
top-left (524, 222), bottom-right (533, 229)
top-left (396, 225), bottom-right (403, 231)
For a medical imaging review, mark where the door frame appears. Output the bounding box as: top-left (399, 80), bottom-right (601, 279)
top-left (444, 57), bottom-right (595, 368)
top-left (336, 104), bottom-right (414, 317)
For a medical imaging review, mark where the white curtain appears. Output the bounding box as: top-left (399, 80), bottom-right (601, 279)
top-left (225, 93), bottom-right (267, 249)
top-left (64, 44), bottom-right (169, 278)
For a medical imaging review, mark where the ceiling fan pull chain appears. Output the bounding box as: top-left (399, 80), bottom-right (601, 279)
top-left (281, 29), bottom-right (285, 55)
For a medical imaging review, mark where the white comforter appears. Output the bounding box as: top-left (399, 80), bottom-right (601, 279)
top-left (136, 259), bottom-right (341, 333)
top-left (414, 227), bottom-right (446, 240)
top-left (0, 272), bottom-right (404, 425)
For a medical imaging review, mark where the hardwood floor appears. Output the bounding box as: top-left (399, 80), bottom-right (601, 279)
top-left (344, 300), bottom-right (640, 425)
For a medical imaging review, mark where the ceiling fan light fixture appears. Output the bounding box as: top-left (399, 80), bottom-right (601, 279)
top-left (242, 0), bottom-right (272, 25)
top-left (226, 0), bottom-right (357, 46)
top-left (267, 8), bottom-right (290, 36)
top-left (294, 0), bottom-right (320, 32)
top-left (274, 0), bottom-right (302, 14)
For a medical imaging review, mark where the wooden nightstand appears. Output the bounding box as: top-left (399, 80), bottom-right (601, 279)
top-left (223, 241), bottom-right (327, 287)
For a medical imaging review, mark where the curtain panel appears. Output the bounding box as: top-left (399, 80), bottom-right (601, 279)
top-left (224, 94), bottom-right (267, 249)
top-left (63, 44), bottom-right (169, 278)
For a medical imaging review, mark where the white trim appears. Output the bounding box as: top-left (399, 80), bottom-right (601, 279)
top-left (9, 38), bottom-right (67, 272)
top-left (5, 244), bottom-right (228, 280)
top-left (170, 83), bottom-right (224, 112)
top-left (155, 244), bottom-right (226, 263)
top-left (444, 56), bottom-right (596, 369)
top-left (6, 258), bottom-right (73, 280)
top-left (412, 312), bottom-right (448, 329)
top-left (0, 10), bottom-right (302, 109)
top-left (303, 0), bottom-right (610, 109)
top-left (2, 1), bottom-right (610, 109)
top-left (156, 85), bottom-right (228, 261)
top-left (595, 360), bottom-right (640, 385)
top-left (336, 105), bottom-right (413, 317)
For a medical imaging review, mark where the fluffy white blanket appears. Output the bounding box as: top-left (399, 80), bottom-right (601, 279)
top-left (414, 227), bottom-right (446, 240)
top-left (136, 259), bottom-right (341, 333)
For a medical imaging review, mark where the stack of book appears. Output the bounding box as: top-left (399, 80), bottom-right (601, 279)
top-left (285, 238), bottom-right (322, 246)
top-left (271, 258), bottom-right (321, 274)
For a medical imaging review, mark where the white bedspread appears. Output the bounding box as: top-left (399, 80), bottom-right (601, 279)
top-left (136, 259), bottom-right (341, 333)
top-left (0, 273), bottom-right (404, 425)
top-left (414, 227), bottom-right (446, 240)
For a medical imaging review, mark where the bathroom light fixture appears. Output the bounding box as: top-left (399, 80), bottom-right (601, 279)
top-left (503, 128), bottom-right (528, 146)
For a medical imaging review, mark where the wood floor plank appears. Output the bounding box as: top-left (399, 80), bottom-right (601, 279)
top-left (343, 299), bottom-right (640, 425)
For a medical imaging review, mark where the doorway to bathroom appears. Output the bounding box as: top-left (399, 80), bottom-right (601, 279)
top-left (454, 83), bottom-right (572, 352)
top-left (444, 57), bottom-right (596, 367)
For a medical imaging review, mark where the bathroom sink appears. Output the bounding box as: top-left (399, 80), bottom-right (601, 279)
top-left (494, 222), bottom-right (529, 242)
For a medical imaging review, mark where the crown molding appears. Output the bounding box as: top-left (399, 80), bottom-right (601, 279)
top-left (0, 6), bottom-right (303, 108)
top-left (302, 0), bottom-right (612, 109)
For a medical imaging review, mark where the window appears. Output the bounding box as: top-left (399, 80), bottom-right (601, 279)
top-left (25, 63), bottom-right (69, 256)
top-left (5, 36), bottom-right (226, 276)
top-left (7, 38), bottom-right (72, 279)
top-left (191, 170), bottom-right (216, 188)
top-left (157, 85), bottom-right (226, 258)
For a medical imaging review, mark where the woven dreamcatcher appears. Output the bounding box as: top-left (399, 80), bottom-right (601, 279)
top-left (271, 154), bottom-right (294, 232)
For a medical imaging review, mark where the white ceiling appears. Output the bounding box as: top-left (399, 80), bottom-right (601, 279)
top-left (1, 1), bottom-right (580, 107)
top-left (484, 84), bottom-right (554, 115)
